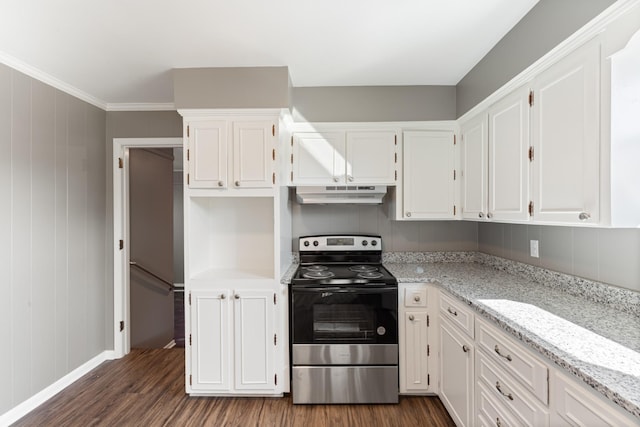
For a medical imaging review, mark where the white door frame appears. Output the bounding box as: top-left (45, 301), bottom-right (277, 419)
top-left (113, 137), bottom-right (183, 358)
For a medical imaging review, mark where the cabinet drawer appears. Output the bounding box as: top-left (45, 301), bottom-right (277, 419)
top-left (439, 292), bottom-right (474, 338)
top-left (404, 287), bottom-right (427, 308)
top-left (477, 350), bottom-right (549, 427)
top-left (476, 318), bottom-right (548, 404)
top-left (477, 380), bottom-right (522, 427)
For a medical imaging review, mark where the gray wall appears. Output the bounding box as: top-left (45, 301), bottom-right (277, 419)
top-left (104, 111), bottom-right (183, 349)
top-left (292, 196), bottom-right (478, 252)
top-left (478, 223), bottom-right (640, 292)
top-left (456, 0), bottom-right (616, 117)
top-left (0, 63), bottom-right (107, 413)
top-left (292, 86), bottom-right (456, 122)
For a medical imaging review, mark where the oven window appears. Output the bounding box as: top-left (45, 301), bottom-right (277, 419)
top-left (291, 287), bottom-right (398, 344)
top-left (313, 304), bottom-right (374, 341)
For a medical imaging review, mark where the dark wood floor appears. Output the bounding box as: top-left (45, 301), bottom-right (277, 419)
top-left (13, 349), bottom-right (455, 427)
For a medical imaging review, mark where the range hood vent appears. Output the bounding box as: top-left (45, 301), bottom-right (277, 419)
top-left (296, 186), bottom-right (387, 204)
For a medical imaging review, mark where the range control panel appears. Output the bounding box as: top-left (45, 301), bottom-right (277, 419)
top-left (299, 235), bottom-right (382, 251)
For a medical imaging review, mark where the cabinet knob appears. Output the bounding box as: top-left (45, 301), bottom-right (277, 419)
top-left (234, 294), bottom-right (240, 299)
top-left (578, 212), bottom-right (590, 221)
top-left (235, 181), bottom-right (240, 187)
top-left (406, 212), bottom-right (411, 218)
top-left (478, 212), bottom-right (485, 218)
top-left (462, 345), bottom-right (470, 353)
top-left (220, 294), bottom-right (226, 299)
top-left (414, 295), bottom-right (420, 302)
top-left (218, 181), bottom-right (224, 187)
top-left (333, 177), bottom-right (339, 182)
top-left (409, 315), bottom-right (415, 321)
top-left (487, 212), bottom-right (493, 219)
top-left (347, 175), bottom-right (354, 182)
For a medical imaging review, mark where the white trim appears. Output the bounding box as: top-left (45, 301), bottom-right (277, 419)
top-left (177, 108), bottom-right (288, 118)
top-left (0, 50), bottom-right (107, 110)
top-left (113, 137), bottom-right (183, 358)
top-left (458, 0), bottom-right (640, 122)
top-left (0, 351), bottom-right (115, 426)
top-left (107, 103), bottom-right (177, 112)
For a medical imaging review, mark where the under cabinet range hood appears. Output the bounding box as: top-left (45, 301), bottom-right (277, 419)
top-left (296, 186), bottom-right (387, 204)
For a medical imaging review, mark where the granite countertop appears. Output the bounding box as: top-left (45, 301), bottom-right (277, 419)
top-left (280, 254), bottom-right (640, 418)
top-left (385, 261), bottom-right (640, 419)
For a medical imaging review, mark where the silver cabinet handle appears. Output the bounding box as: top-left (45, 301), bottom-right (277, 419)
top-left (579, 212), bottom-right (590, 221)
top-left (447, 307), bottom-right (458, 316)
top-left (406, 212), bottom-right (411, 218)
top-left (218, 181), bottom-right (224, 187)
top-left (409, 315), bottom-right (415, 321)
top-left (495, 381), bottom-right (514, 401)
top-left (414, 295), bottom-right (421, 302)
top-left (494, 345), bottom-right (513, 362)
top-left (234, 294), bottom-right (240, 299)
top-left (333, 177), bottom-right (339, 182)
top-left (220, 294), bottom-right (226, 299)
top-left (347, 175), bottom-right (354, 182)
top-left (235, 181), bottom-right (240, 187)
top-left (462, 345), bottom-right (470, 353)
top-left (487, 212), bottom-right (493, 219)
top-left (478, 212), bottom-right (485, 218)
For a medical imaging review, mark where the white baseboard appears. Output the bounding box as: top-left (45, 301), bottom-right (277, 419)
top-left (0, 350), bottom-right (116, 426)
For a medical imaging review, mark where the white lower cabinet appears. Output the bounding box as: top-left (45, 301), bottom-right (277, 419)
top-left (399, 284), bottom-right (436, 394)
top-left (440, 317), bottom-right (474, 427)
top-left (188, 288), bottom-right (279, 395)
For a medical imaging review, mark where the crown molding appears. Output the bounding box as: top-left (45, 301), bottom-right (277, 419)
top-left (0, 50), bottom-right (107, 110)
top-left (106, 102), bottom-right (176, 111)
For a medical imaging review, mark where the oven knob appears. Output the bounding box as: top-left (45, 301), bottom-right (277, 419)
top-left (313, 240), bottom-right (319, 247)
top-left (362, 240), bottom-right (368, 246)
top-left (371, 240), bottom-right (378, 246)
top-left (377, 326), bottom-right (386, 336)
top-left (303, 240), bottom-right (310, 247)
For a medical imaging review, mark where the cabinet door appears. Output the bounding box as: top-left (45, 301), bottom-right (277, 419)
top-left (346, 131), bottom-right (397, 184)
top-left (488, 86), bottom-right (530, 222)
top-left (532, 39), bottom-right (600, 224)
top-left (403, 131), bottom-right (456, 219)
top-left (292, 132), bottom-right (345, 185)
top-left (233, 290), bottom-right (275, 391)
top-left (233, 121), bottom-right (274, 188)
top-left (190, 290), bottom-right (230, 391)
top-left (440, 319), bottom-right (474, 427)
top-left (461, 114), bottom-right (489, 220)
top-left (401, 310), bottom-right (430, 393)
top-left (187, 120), bottom-right (228, 188)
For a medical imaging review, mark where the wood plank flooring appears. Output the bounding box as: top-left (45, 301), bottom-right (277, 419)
top-left (13, 349), bottom-right (455, 427)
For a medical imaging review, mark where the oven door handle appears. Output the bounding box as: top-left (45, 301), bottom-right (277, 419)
top-left (293, 287), bottom-right (397, 294)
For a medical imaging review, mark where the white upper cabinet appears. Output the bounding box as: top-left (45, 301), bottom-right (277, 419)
top-left (461, 114), bottom-right (488, 220)
top-left (291, 130), bottom-right (396, 185)
top-left (401, 130), bottom-right (456, 220)
top-left (488, 86), bottom-right (531, 222)
top-left (531, 38), bottom-right (600, 224)
top-left (185, 115), bottom-right (276, 190)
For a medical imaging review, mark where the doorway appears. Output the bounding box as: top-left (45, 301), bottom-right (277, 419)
top-left (113, 137), bottom-right (183, 358)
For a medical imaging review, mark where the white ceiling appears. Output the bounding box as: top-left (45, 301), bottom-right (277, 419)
top-left (0, 0), bottom-right (539, 109)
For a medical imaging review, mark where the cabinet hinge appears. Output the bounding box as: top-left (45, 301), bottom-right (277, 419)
top-left (272, 173), bottom-right (275, 185)
top-left (187, 125), bottom-right (190, 137)
top-left (189, 374), bottom-right (192, 386)
top-left (428, 374), bottom-right (430, 385)
top-left (273, 293), bottom-right (277, 305)
top-left (187, 174), bottom-right (190, 186)
top-left (394, 152), bottom-right (397, 163)
top-left (290, 136), bottom-right (293, 146)
top-left (290, 153), bottom-right (293, 164)
top-left (453, 170), bottom-right (456, 180)
top-left (274, 333), bottom-right (277, 346)
top-left (453, 134), bottom-right (456, 145)
top-left (272, 148), bottom-right (276, 161)
top-left (274, 373), bottom-right (278, 386)
top-left (528, 146), bottom-right (534, 161)
top-left (290, 171), bottom-right (293, 182)
top-left (119, 321), bottom-right (124, 332)
top-left (528, 201), bottom-right (534, 216)
top-left (395, 170), bottom-right (398, 181)
top-left (427, 315), bottom-right (430, 327)
top-left (189, 292), bottom-right (192, 306)
top-left (189, 334), bottom-right (192, 346)
top-left (427, 344), bottom-right (430, 357)
top-left (118, 157), bottom-right (123, 169)
top-left (529, 90), bottom-right (534, 107)
top-left (453, 205), bottom-right (457, 216)
top-left (119, 240), bottom-right (123, 250)
top-left (187, 149), bottom-right (190, 161)
top-left (272, 124), bottom-right (275, 137)
top-left (394, 134), bottom-right (397, 145)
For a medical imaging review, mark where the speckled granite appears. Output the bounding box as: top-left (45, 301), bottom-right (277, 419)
top-left (382, 251), bottom-right (477, 264)
top-left (280, 262), bottom-right (298, 285)
top-left (386, 261), bottom-right (640, 419)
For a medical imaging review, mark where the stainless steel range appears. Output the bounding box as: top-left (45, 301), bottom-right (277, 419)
top-left (290, 235), bottom-right (398, 404)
